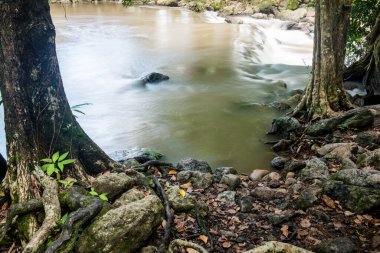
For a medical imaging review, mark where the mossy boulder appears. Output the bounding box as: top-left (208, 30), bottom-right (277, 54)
top-left (167, 186), bottom-right (196, 212)
top-left (324, 169), bottom-right (380, 213)
top-left (299, 158), bottom-right (329, 181)
top-left (77, 195), bottom-right (164, 253)
top-left (91, 173), bottom-right (136, 200)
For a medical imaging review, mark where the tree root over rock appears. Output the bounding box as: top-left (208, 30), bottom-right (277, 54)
top-left (168, 239), bottom-right (208, 253)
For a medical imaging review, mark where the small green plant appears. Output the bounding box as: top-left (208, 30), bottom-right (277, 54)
top-left (58, 179), bottom-right (75, 188)
top-left (40, 151), bottom-right (76, 178)
top-left (71, 103), bottom-right (92, 118)
top-left (89, 187), bottom-right (109, 201)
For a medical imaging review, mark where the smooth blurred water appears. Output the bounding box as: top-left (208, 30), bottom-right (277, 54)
top-left (0, 3), bottom-right (313, 173)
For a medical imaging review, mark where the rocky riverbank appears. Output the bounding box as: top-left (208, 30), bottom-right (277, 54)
top-left (95, 108), bottom-right (380, 252)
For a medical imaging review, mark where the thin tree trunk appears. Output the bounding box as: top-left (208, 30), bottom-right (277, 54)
top-left (0, 0), bottom-right (117, 239)
top-left (294, 0), bottom-right (353, 119)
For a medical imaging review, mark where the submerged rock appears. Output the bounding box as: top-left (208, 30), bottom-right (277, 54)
top-left (77, 195), bottom-right (164, 253)
top-left (141, 72), bottom-right (169, 84)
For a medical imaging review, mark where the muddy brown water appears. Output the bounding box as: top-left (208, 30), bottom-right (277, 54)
top-left (0, 3), bottom-right (313, 173)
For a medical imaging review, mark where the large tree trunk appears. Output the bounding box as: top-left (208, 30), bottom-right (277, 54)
top-left (0, 0), bottom-right (116, 239)
top-left (293, 0), bottom-right (353, 119)
top-left (344, 12), bottom-right (380, 105)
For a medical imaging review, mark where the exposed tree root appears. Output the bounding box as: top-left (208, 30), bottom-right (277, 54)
top-left (195, 206), bottom-right (214, 252)
top-left (133, 160), bottom-right (174, 172)
top-left (168, 239), bottom-right (208, 253)
top-left (23, 168), bottom-right (61, 253)
top-left (45, 187), bottom-right (104, 253)
top-left (151, 176), bottom-right (173, 253)
top-left (0, 199), bottom-right (43, 241)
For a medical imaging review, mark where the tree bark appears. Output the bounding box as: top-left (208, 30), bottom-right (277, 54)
top-left (0, 0), bottom-right (116, 239)
top-left (344, 12), bottom-right (380, 105)
top-left (293, 0), bottom-right (353, 119)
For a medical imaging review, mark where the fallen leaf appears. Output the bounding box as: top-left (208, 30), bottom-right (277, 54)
top-left (354, 218), bottom-right (361, 224)
top-left (168, 170), bottom-right (177, 175)
top-left (222, 241), bottom-right (232, 248)
top-left (344, 211), bottom-right (354, 216)
top-left (298, 229), bottom-right (309, 236)
top-left (363, 214), bottom-right (373, 221)
top-left (281, 225), bottom-right (289, 237)
top-left (181, 182), bottom-right (192, 189)
top-left (322, 195), bottom-right (336, 209)
top-left (199, 235), bottom-right (208, 244)
top-left (186, 248), bottom-right (200, 253)
top-left (161, 220), bottom-right (167, 228)
top-left (179, 189), bottom-right (186, 198)
top-left (300, 219), bottom-right (311, 228)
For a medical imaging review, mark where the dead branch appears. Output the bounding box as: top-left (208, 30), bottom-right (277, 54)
top-left (23, 167), bottom-right (61, 253)
top-left (151, 176), bottom-right (172, 253)
top-left (45, 187), bottom-right (104, 253)
top-left (168, 239), bottom-right (208, 253)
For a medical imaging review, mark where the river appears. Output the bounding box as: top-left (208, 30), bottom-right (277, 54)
top-left (0, 3), bottom-right (313, 173)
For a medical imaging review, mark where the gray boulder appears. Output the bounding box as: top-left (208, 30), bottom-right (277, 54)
top-left (167, 186), bottom-right (196, 212)
top-left (268, 116), bottom-right (301, 137)
top-left (176, 171), bottom-right (213, 189)
top-left (250, 169), bottom-right (270, 181)
top-left (324, 169), bottom-right (380, 213)
top-left (271, 156), bottom-right (289, 170)
top-left (214, 167), bottom-right (238, 183)
top-left (77, 195), bottom-right (164, 253)
top-left (313, 237), bottom-right (356, 253)
top-left (299, 158), bottom-right (329, 181)
top-left (176, 158), bottom-right (212, 173)
top-left (251, 187), bottom-right (287, 200)
top-left (112, 188), bottom-right (145, 208)
top-left (296, 185), bottom-right (322, 210)
top-left (357, 148), bottom-right (380, 169)
top-left (355, 130), bottom-right (380, 147)
top-left (220, 174), bottom-right (241, 189)
top-left (217, 191), bottom-right (236, 202)
top-left (92, 173), bottom-right (136, 200)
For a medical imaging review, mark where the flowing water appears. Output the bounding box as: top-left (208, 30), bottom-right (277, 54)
top-left (0, 3), bottom-right (313, 173)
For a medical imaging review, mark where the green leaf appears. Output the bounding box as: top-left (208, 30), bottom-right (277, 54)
top-left (89, 188), bottom-right (98, 196)
top-left (58, 152), bottom-right (69, 162)
top-left (58, 180), bottom-right (69, 186)
top-left (52, 152), bottom-right (60, 163)
top-left (99, 193), bottom-right (108, 201)
top-left (41, 164), bottom-right (52, 171)
top-left (60, 213), bottom-right (68, 225)
top-left (57, 163), bottom-right (64, 172)
top-left (40, 158), bottom-right (53, 163)
top-left (60, 159), bottom-right (76, 165)
top-left (47, 164), bottom-right (56, 176)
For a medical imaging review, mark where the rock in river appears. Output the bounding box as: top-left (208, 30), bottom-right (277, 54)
top-left (141, 72), bottom-right (169, 84)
